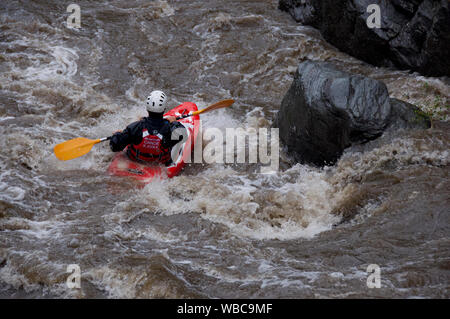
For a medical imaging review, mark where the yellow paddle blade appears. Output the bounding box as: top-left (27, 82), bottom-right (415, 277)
top-left (192, 99), bottom-right (235, 116)
top-left (54, 137), bottom-right (102, 161)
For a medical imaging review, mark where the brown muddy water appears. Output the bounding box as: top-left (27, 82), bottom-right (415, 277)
top-left (0, 0), bottom-right (449, 298)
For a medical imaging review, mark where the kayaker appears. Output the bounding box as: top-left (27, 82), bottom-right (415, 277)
top-left (109, 90), bottom-right (186, 165)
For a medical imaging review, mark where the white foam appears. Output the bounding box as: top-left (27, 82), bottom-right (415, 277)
top-left (0, 186), bottom-right (26, 201)
top-left (0, 117), bottom-right (15, 122)
top-left (22, 45), bottom-right (79, 81)
top-left (120, 162), bottom-right (343, 241)
top-left (103, 224), bottom-right (187, 243)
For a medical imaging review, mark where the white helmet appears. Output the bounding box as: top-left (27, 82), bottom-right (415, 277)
top-left (146, 90), bottom-right (167, 113)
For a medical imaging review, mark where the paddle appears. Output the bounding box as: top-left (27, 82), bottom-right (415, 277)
top-left (54, 137), bottom-right (110, 161)
top-left (53, 99), bottom-right (235, 161)
top-left (176, 99), bottom-right (234, 119)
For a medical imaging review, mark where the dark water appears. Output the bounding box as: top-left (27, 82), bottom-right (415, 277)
top-left (0, 0), bottom-right (449, 298)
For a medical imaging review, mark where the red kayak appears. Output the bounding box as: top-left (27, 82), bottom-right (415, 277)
top-left (107, 102), bottom-right (200, 183)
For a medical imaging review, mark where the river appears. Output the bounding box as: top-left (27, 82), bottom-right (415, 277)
top-left (0, 0), bottom-right (449, 298)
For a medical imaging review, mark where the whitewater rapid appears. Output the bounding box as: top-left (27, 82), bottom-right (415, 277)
top-left (0, 0), bottom-right (449, 298)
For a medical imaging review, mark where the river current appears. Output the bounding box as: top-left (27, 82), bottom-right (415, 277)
top-left (0, 0), bottom-right (449, 298)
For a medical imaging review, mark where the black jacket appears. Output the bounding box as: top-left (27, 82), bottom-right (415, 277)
top-left (109, 113), bottom-right (186, 153)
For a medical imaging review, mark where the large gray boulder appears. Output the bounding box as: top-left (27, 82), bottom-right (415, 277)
top-left (278, 0), bottom-right (450, 77)
top-left (274, 61), bottom-right (430, 166)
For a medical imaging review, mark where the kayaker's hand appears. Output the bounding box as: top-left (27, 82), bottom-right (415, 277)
top-left (165, 116), bottom-right (177, 123)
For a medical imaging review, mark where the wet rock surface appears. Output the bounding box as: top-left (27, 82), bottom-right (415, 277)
top-left (275, 61), bottom-right (430, 166)
top-left (279, 0), bottom-right (450, 77)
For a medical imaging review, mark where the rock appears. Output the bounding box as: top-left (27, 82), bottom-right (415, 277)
top-left (387, 98), bottom-right (431, 130)
top-left (278, 0), bottom-right (450, 77)
top-left (274, 61), bottom-right (430, 166)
